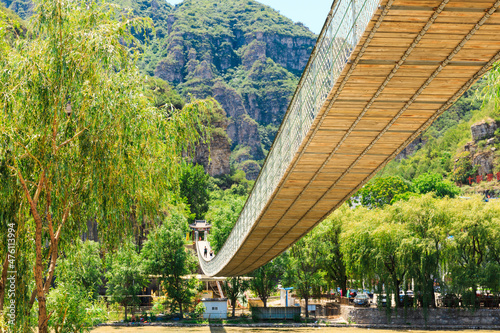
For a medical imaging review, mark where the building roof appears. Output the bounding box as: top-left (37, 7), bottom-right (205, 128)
top-left (189, 220), bottom-right (212, 230)
top-left (202, 298), bottom-right (228, 302)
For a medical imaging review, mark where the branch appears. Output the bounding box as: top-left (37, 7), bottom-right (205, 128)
top-left (33, 170), bottom-right (45, 207)
top-left (7, 165), bottom-right (41, 222)
top-left (15, 141), bottom-right (42, 168)
top-left (55, 127), bottom-right (88, 153)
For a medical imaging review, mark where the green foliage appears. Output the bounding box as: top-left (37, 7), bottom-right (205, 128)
top-left (284, 233), bottom-right (325, 317)
top-left (258, 124), bottom-right (278, 153)
top-left (0, 1), bottom-right (217, 328)
top-left (329, 195), bottom-right (500, 309)
top-left (206, 190), bottom-right (246, 253)
top-left (413, 172), bottom-right (460, 198)
top-left (57, 240), bottom-right (104, 299)
top-left (106, 240), bottom-right (148, 321)
top-left (145, 76), bottom-right (185, 110)
top-left (249, 260), bottom-right (283, 308)
top-left (444, 198), bottom-right (500, 308)
top-left (0, 0), bottom-right (32, 19)
top-left (180, 164), bottom-right (211, 221)
top-left (358, 176), bottom-right (412, 208)
top-left (221, 276), bottom-right (249, 317)
top-left (47, 283), bottom-right (108, 333)
top-left (316, 212), bottom-right (348, 297)
top-left (0, 1), bottom-right (26, 41)
top-left (168, 0), bottom-right (314, 40)
top-left (452, 151), bottom-right (478, 184)
top-left (141, 211), bottom-right (199, 318)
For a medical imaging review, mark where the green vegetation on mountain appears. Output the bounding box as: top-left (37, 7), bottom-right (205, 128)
top-left (0, 0), bottom-right (31, 19)
top-left (375, 77), bottom-right (499, 194)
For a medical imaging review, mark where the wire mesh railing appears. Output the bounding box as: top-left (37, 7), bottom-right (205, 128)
top-left (198, 0), bottom-right (381, 277)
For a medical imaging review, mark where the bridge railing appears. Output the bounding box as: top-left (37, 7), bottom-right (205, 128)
top-left (198, 0), bottom-right (381, 277)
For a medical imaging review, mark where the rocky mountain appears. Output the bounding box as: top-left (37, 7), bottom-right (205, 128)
top-left (1, 0), bottom-right (318, 179)
top-left (148, 0), bottom-right (316, 174)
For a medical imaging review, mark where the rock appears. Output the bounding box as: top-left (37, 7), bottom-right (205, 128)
top-left (192, 60), bottom-right (214, 80)
top-left (464, 141), bottom-right (477, 155)
top-left (396, 136), bottom-right (425, 160)
top-left (194, 132), bottom-right (231, 177)
top-left (192, 107), bottom-right (231, 177)
top-left (154, 40), bottom-right (185, 84)
top-left (212, 81), bottom-right (247, 119)
top-left (471, 118), bottom-right (497, 142)
top-left (242, 40), bottom-right (267, 70)
top-left (235, 115), bottom-right (264, 160)
top-left (240, 160), bottom-right (261, 181)
top-left (487, 138), bottom-right (496, 146)
top-left (472, 151), bottom-right (495, 175)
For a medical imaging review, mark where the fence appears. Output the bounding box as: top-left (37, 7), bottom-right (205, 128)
top-left (251, 306), bottom-right (301, 320)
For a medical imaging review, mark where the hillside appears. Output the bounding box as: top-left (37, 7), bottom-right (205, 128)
top-left (1, 0), bottom-right (317, 179)
top-left (109, 0), bottom-right (317, 177)
top-left (147, 0), bottom-right (316, 174)
top-left (377, 78), bottom-right (500, 194)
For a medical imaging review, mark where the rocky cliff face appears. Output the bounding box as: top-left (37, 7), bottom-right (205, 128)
top-left (3, 0), bottom-right (317, 179)
top-left (459, 118), bottom-right (499, 176)
top-left (151, 0), bottom-right (317, 168)
top-left (396, 136), bottom-right (425, 161)
top-left (471, 118), bottom-right (497, 142)
top-left (194, 131), bottom-right (231, 177)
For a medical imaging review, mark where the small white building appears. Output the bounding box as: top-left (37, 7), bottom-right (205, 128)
top-left (201, 298), bottom-right (227, 319)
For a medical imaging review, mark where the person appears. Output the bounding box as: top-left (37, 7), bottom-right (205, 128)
top-left (204, 246), bottom-right (207, 257)
top-left (210, 250), bottom-right (213, 258)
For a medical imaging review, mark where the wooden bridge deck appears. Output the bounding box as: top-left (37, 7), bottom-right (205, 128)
top-left (205, 0), bottom-right (500, 277)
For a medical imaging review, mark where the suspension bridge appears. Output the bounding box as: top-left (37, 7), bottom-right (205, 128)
top-left (197, 0), bottom-right (500, 277)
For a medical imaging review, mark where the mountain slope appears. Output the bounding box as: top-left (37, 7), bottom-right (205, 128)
top-left (149, 0), bottom-right (317, 166)
top-left (1, 0), bottom-right (318, 178)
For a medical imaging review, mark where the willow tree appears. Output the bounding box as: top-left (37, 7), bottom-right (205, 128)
top-left (0, 0), bottom-right (214, 331)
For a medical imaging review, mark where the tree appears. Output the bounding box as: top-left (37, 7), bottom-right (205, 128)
top-left (249, 260), bottom-right (282, 308)
top-left (444, 198), bottom-right (493, 308)
top-left (316, 211), bottom-right (348, 298)
top-left (141, 211), bottom-right (199, 319)
top-left (57, 240), bottom-right (104, 299)
top-left (180, 164), bottom-right (210, 221)
top-left (412, 172), bottom-right (460, 198)
top-left (206, 191), bottom-right (245, 253)
top-left (358, 176), bottom-right (412, 208)
top-left (391, 195), bottom-right (449, 308)
top-left (285, 234), bottom-right (324, 318)
top-left (106, 241), bottom-right (148, 321)
top-left (221, 276), bottom-right (249, 317)
top-left (0, 1), bottom-right (214, 330)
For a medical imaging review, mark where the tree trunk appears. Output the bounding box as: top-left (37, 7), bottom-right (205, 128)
top-left (179, 300), bottom-right (183, 319)
top-left (35, 217), bottom-right (48, 333)
top-left (394, 279), bottom-right (401, 308)
top-left (305, 297), bottom-right (309, 318)
top-left (340, 276), bottom-right (348, 300)
top-left (232, 300), bottom-right (236, 317)
top-left (124, 304), bottom-right (127, 321)
top-left (263, 298), bottom-right (267, 308)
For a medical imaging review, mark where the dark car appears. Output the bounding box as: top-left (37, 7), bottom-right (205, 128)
top-left (353, 293), bottom-right (370, 307)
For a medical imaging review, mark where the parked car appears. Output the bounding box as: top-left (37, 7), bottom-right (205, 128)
top-left (353, 293), bottom-right (370, 307)
top-left (363, 289), bottom-right (374, 299)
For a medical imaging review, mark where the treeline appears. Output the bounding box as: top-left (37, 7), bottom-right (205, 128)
top-left (281, 194), bottom-right (500, 311)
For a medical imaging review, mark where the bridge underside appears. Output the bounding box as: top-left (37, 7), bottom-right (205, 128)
top-left (206, 0), bottom-right (500, 277)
